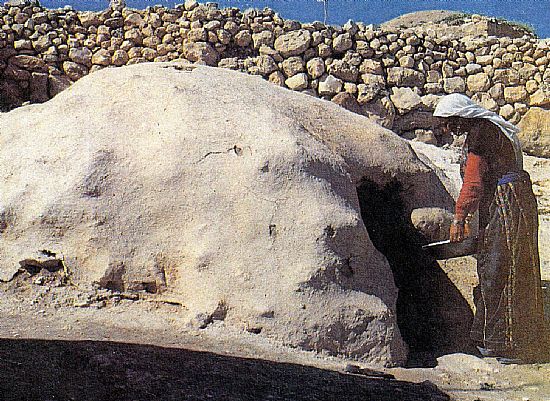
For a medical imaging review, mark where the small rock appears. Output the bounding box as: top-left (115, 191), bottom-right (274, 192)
top-left (390, 87), bottom-right (422, 114)
top-left (182, 42), bottom-right (218, 66)
top-left (328, 59), bottom-right (358, 82)
top-left (443, 77), bottom-right (466, 94)
top-left (285, 73), bottom-right (308, 90)
top-left (504, 86), bottom-right (528, 103)
top-left (111, 49), bottom-right (129, 66)
top-left (499, 104), bottom-right (515, 120)
top-left (332, 33), bottom-right (353, 53)
top-left (466, 72), bottom-right (491, 92)
top-left (256, 55), bottom-right (277, 75)
top-left (282, 56), bottom-right (304, 77)
top-left (529, 84), bottom-right (550, 107)
top-left (274, 29), bottom-right (311, 57)
top-left (318, 75), bottom-right (343, 96)
top-left (92, 49), bottom-right (112, 66)
top-left (69, 47), bottom-right (93, 67)
top-left (268, 71), bottom-right (285, 86)
top-left (234, 30), bottom-right (252, 47)
top-left (63, 61), bottom-right (88, 81)
top-left (306, 57), bottom-right (325, 80)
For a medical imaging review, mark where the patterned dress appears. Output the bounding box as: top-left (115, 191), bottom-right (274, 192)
top-left (458, 119), bottom-right (546, 360)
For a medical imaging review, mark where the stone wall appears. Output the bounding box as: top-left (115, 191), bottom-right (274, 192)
top-left (0, 0), bottom-right (549, 143)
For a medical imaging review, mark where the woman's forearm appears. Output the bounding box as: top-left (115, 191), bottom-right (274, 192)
top-left (455, 152), bottom-right (487, 221)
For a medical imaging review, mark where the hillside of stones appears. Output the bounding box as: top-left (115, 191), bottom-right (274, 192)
top-left (0, 0), bottom-right (549, 152)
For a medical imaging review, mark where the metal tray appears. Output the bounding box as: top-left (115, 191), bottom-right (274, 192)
top-left (422, 236), bottom-right (478, 260)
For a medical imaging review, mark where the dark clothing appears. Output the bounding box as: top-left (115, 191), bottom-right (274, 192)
top-left (457, 120), bottom-right (546, 360)
top-left (460, 119), bottom-right (518, 229)
top-left (471, 171), bottom-right (546, 360)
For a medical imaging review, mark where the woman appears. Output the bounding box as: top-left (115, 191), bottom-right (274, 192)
top-left (433, 94), bottom-right (546, 363)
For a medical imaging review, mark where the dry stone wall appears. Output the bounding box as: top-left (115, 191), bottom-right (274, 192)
top-left (0, 0), bottom-right (549, 144)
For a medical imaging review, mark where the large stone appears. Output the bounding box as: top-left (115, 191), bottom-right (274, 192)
top-left (393, 111), bottom-right (438, 133)
top-left (361, 96), bottom-right (396, 129)
top-left (493, 69), bottom-right (520, 85)
top-left (63, 61), bottom-right (89, 81)
top-left (357, 74), bottom-right (385, 104)
top-left (499, 104), bottom-right (515, 120)
top-left (29, 72), bottom-right (49, 103)
top-left (182, 42), bottom-right (219, 66)
top-left (332, 33), bottom-right (353, 53)
top-left (386, 67), bottom-right (425, 87)
top-left (32, 35), bottom-right (52, 53)
top-left (282, 56), bottom-right (304, 77)
top-left (234, 30), bottom-right (252, 47)
top-left (519, 63), bottom-right (538, 81)
top-left (390, 87), bottom-right (422, 114)
top-left (504, 86), bottom-right (528, 103)
top-left (306, 57), bottom-right (325, 79)
top-left (529, 84), bottom-right (550, 107)
top-left (471, 92), bottom-right (498, 112)
top-left (255, 55), bottom-right (278, 76)
top-left (518, 107), bottom-right (550, 157)
top-left (9, 55), bottom-right (47, 71)
top-left (112, 50), bottom-right (129, 66)
top-left (318, 75), bottom-right (343, 96)
top-left (13, 39), bottom-right (32, 50)
top-left (466, 73), bottom-right (490, 92)
top-left (78, 11), bottom-right (101, 27)
top-left (285, 72), bottom-right (308, 90)
top-left (48, 74), bottom-right (71, 98)
top-left (359, 59), bottom-right (383, 75)
top-left (0, 79), bottom-right (25, 107)
top-left (92, 49), bottom-right (112, 66)
top-left (443, 77), bottom-right (466, 94)
top-left (69, 47), bottom-right (93, 67)
top-left (328, 60), bottom-right (358, 82)
top-left (188, 28), bottom-right (208, 42)
top-left (488, 83), bottom-right (505, 100)
top-left (331, 92), bottom-right (363, 115)
top-left (274, 30), bottom-right (311, 57)
top-left (3, 64), bottom-right (31, 81)
top-left (252, 31), bottom-right (274, 49)
top-left (0, 63), bottom-right (457, 364)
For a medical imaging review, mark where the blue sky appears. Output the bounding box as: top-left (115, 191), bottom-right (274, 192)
top-left (40, 0), bottom-right (550, 38)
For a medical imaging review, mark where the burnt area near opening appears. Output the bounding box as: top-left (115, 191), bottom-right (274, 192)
top-left (357, 179), bottom-right (474, 367)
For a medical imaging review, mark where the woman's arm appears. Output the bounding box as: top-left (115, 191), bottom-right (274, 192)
top-left (450, 151), bottom-right (488, 242)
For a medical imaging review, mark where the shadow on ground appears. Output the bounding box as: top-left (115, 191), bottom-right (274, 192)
top-left (0, 338), bottom-right (450, 401)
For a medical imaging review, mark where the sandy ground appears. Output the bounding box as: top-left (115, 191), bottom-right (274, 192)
top-left (0, 282), bottom-right (548, 401)
top-left (0, 151), bottom-right (549, 401)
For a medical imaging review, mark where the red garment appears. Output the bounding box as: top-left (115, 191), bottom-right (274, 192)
top-left (455, 152), bottom-right (488, 221)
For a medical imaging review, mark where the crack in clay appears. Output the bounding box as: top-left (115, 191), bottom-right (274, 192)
top-left (195, 145), bottom-right (244, 164)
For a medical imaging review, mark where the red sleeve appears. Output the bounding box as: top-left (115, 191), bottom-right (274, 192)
top-left (455, 152), bottom-right (487, 221)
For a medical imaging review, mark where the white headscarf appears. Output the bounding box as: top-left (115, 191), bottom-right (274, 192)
top-left (433, 93), bottom-right (523, 170)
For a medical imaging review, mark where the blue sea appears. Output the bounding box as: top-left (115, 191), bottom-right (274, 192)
top-left (39, 0), bottom-right (550, 38)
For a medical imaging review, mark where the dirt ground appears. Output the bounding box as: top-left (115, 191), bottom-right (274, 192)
top-left (1, 154), bottom-right (549, 401)
top-left (0, 279), bottom-right (548, 401)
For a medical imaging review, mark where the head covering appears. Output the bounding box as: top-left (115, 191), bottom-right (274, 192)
top-left (433, 93), bottom-right (523, 170)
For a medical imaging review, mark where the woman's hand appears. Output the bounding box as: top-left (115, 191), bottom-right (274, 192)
top-left (450, 220), bottom-right (470, 242)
